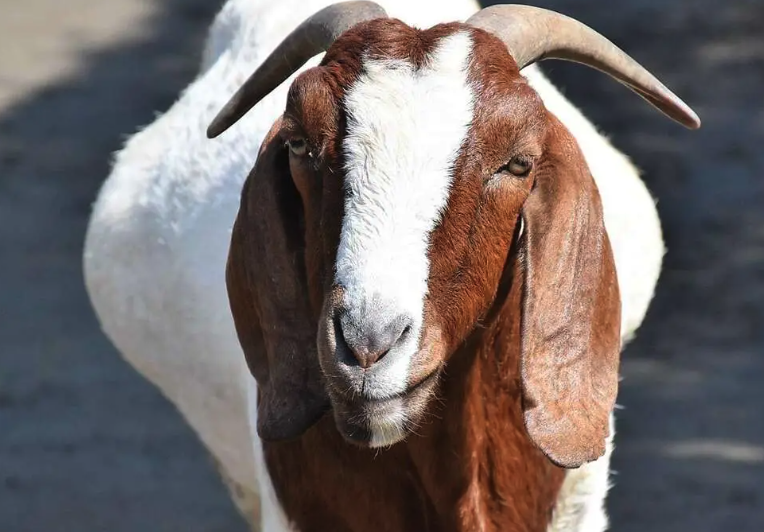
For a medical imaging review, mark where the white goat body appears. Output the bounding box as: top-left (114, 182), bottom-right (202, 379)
top-left (83, 0), bottom-right (664, 530)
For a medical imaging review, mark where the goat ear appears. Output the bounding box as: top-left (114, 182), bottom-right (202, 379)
top-left (226, 118), bottom-right (330, 441)
top-left (519, 116), bottom-right (622, 469)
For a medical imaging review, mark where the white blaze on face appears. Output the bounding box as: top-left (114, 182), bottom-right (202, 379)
top-left (334, 31), bottom-right (475, 401)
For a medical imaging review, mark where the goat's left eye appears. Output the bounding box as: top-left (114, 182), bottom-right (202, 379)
top-left (286, 138), bottom-right (308, 157)
top-left (499, 157), bottom-right (532, 177)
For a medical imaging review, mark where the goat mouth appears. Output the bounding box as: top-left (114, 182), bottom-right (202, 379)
top-left (330, 370), bottom-right (440, 448)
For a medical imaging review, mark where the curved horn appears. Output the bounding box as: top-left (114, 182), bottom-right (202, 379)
top-left (466, 5), bottom-right (700, 129)
top-left (207, 1), bottom-right (387, 138)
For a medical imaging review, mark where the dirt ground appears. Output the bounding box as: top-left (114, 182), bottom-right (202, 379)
top-left (1, 0), bottom-right (761, 531)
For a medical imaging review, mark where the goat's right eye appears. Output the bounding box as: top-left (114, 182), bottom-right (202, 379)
top-left (286, 138), bottom-right (308, 157)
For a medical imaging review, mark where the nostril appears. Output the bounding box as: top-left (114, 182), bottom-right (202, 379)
top-left (335, 310), bottom-right (413, 370)
top-left (333, 313), bottom-right (358, 367)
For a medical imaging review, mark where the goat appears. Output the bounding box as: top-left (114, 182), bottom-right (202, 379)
top-left (212, 2), bottom-right (699, 531)
top-left (81, 0), bottom-right (692, 529)
top-left (84, 0), bottom-right (480, 526)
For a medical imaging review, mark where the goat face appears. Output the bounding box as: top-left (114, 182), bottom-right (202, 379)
top-left (218, 4), bottom-right (699, 467)
top-left (238, 19), bottom-right (611, 457)
top-left (291, 22), bottom-right (547, 447)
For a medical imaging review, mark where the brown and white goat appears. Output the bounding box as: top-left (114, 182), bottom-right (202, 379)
top-left (209, 3), bottom-right (700, 530)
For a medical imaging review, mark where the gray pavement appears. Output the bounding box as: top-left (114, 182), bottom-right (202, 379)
top-left (1, 0), bottom-right (761, 530)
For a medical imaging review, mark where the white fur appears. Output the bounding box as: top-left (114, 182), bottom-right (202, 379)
top-left (368, 400), bottom-right (408, 448)
top-left (337, 32), bottom-right (474, 408)
top-left (83, 0), bottom-right (664, 530)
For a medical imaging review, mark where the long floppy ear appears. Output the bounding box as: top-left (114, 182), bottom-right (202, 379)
top-left (226, 118), bottom-right (330, 441)
top-left (520, 115), bottom-right (622, 468)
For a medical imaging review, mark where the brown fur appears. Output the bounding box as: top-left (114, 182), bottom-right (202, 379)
top-left (225, 18), bottom-right (621, 531)
top-left (226, 119), bottom-right (329, 441)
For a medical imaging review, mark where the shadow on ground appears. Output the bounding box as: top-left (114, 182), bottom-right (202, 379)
top-left (1, 0), bottom-right (761, 530)
top-left (0, 1), bottom-right (246, 531)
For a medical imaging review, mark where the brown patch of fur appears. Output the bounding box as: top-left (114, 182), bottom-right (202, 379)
top-left (226, 119), bottom-right (330, 441)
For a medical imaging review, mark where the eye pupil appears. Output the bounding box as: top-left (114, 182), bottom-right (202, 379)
top-left (287, 138), bottom-right (308, 156)
top-left (503, 157), bottom-right (531, 177)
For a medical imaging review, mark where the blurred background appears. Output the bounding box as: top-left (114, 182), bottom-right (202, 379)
top-left (0, 0), bottom-right (761, 530)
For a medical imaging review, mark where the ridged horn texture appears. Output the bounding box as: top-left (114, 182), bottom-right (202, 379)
top-left (466, 4), bottom-right (700, 129)
top-left (207, 1), bottom-right (388, 138)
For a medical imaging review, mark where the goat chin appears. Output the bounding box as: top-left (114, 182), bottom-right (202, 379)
top-left (83, 0), bottom-right (663, 530)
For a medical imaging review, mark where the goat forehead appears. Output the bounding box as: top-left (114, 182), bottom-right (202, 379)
top-left (335, 31), bottom-right (475, 311)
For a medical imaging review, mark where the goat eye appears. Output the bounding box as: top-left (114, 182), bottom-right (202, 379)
top-left (500, 157), bottom-right (532, 177)
top-left (286, 138), bottom-right (308, 157)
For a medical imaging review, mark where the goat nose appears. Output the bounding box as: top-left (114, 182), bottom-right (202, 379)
top-left (336, 309), bottom-right (412, 369)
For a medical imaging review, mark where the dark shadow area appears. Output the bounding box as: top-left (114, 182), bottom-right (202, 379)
top-left (485, 0), bottom-right (764, 529)
top-left (0, 0), bottom-right (246, 531)
top-left (1, 0), bottom-right (761, 530)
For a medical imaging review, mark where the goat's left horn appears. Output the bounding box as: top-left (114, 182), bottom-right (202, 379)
top-left (207, 1), bottom-right (387, 138)
top-left (466, 4), bottom-right (700, 129)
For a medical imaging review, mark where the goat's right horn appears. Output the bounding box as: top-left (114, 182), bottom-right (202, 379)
top-left (467, 4), bottom-right (700, 129)
top-left (207, 1), bottom-right (388, 138)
